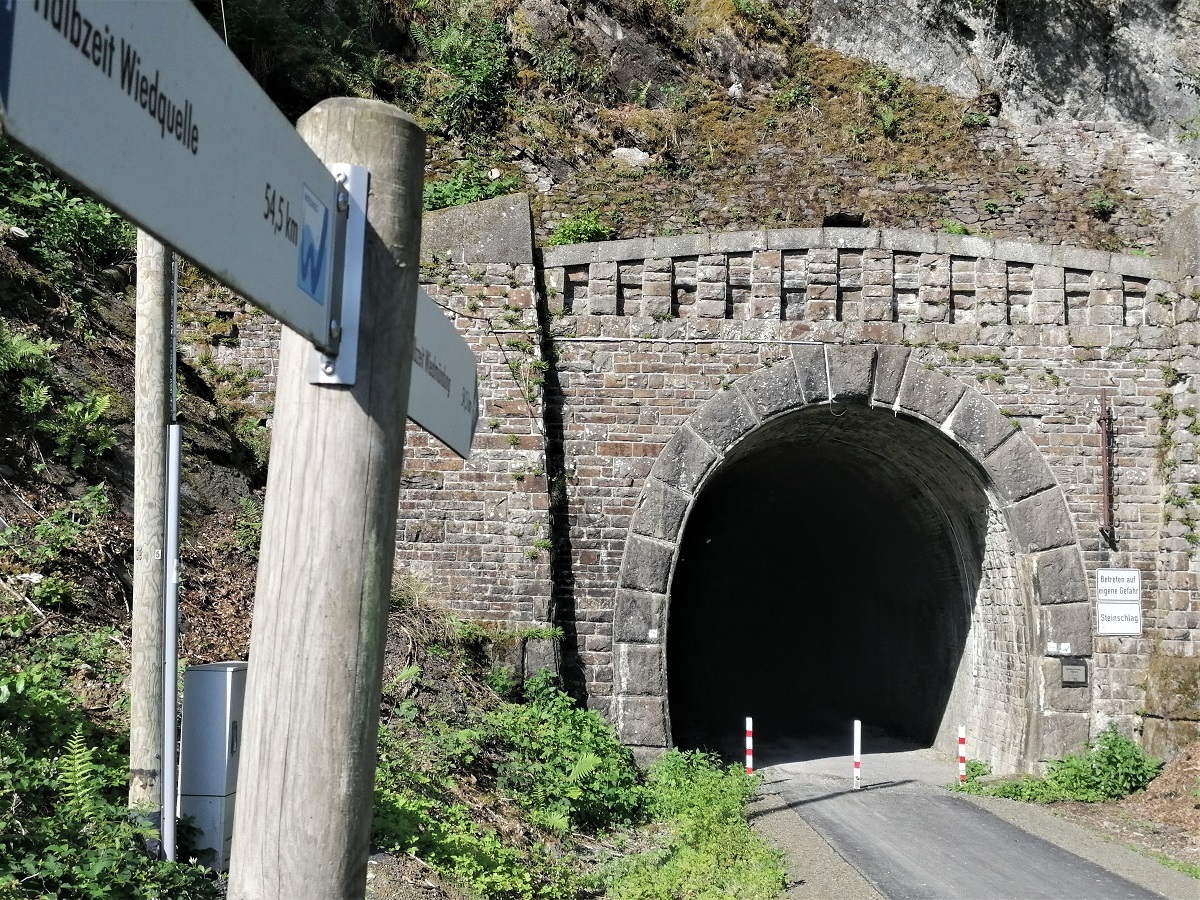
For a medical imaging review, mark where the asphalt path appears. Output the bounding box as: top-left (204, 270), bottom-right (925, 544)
top-left (751, 730), bottom-right (1190, 900)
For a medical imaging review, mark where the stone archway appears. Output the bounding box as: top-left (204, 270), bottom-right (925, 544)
top-left (612, 344), bottom-right (1092, 772)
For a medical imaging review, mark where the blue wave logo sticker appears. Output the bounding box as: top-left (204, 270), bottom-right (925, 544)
top-left (297, 184), bottom-right (329, 305)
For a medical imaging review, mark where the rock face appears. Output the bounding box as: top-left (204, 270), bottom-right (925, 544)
top-left (811, 0), bottom-right (1200, 142)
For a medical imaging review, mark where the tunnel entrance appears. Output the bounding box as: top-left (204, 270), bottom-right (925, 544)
top-left (665, 403), bottom-right (1028, 764)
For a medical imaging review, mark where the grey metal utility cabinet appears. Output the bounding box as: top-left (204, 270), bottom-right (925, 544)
top-left (178, 661), bottom-right (247, 871)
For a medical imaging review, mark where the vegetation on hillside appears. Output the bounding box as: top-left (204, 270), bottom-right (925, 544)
top-left (954, 725), bottom-right (1163, 803)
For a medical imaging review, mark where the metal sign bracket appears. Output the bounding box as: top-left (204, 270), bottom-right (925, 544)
top-left (310, 163), bottom-right (368, 386)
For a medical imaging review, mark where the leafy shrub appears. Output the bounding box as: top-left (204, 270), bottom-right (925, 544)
top-left (0, 141), bottom-right (133, 290)
top-left (414, 20), bottom-right (512, 135)
top-left (961, 111), bottom-right (991, 128)
top-left (940, 219), bottom-right (972, 235)
top-left (546, 211), bottom-right (614, 246)
top-left (424, 163), bottom-right (523, 211)
top-left (372, 726), bottom-right (584, 900)
top-left (601, 750), bottom-right (786, 900)
top-left (485, 671), bottom-right (645, 833)
top-left (0, 617), bottom-right (218, 898)
top-left (1087, 190), bottom-right (1118, 219)
top-left (954, 725), bottom-right (1161, 803)
top-left (39, 391), bottom-right (115, 469)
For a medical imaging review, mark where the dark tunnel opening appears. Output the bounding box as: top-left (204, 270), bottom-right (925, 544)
top-left (666, 404), bottom-right (992, 760)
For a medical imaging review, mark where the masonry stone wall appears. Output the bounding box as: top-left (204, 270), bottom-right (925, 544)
top-left (233, 223), bottom-right (1200, 767)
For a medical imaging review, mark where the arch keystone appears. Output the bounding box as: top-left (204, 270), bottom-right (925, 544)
top-left (789, 344), bottom-right (829, 402)
top-left (828, 345), bottom-right (877, 400)
top-left (872, 345), bottom-right (910, 405)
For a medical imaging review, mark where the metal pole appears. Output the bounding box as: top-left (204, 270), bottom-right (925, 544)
top-left (1098, 389), bottom-right (1115, 545)
top-left (161, 423), bottom-right (182, 860)
top-left (853, 720), bottom-right (861, 790)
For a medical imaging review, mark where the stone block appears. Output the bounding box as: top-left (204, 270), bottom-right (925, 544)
top-left (688, 390), bottom-right (758, 454)
top-left (1143, 655), bottom-right (1200, 720)
top-left (649, 234), bottom-right (705, 258)
top-left (649, 426), bottom-right (719, 495)
top-left (421, 193), bottom-right (534, 265)
top-left (872, 345), bottom-right (909, 406)
top-left (615, 643), bottom-right (664, 695)
top-left (739, 360), bottom-right (803, 419)
top-left (947, 391), bottom-right (1014, 459)
top-left (1008, 490), bottom-right (1076, 552)
top-left (1033, 546), bottom-right (1089, 605)
top-left (613, 589), bottom-right (666, 643)
top-left (1041, 659), bottom-right (1091, 713)
top-left (993, 240), bottom-right (1054, 266)
top-left (1156, 203), bottom-right (1200, 279)
top-left (791, 344), bottom-right (829, 403)
top-left (766, 227), bottom-right (824, 249)
top-left (696, 298), bottom-right (727, 318)
top-left (632, 477), bottom-right (691, 543)
top-left (825, 227), bottom-right (881, 249)
top-left (896, 366), bottom-right (966, 424)
top-left (618, 696), bottom-right (668, 746)
top-left (1051, 246), bottom-right (1113, 273)
top-left (1034, 713), bottom-right (1091, 762)
top-left (984, 432), bottom-right (1057, 503)
top-left (827, 345), bottom-right (876, 400)
top-left (1039, 602), bottom-right (1093, 657)
top-left (935, 234), bottom-right (995, 258)
top-left (881, 229), bottom-right (937, 253)
top-left (711, 231), bottom-right (767, 253)
top-left (1143, 718), bottom-right (1200, 763)
top-left (618, 535), bottom-right (675, 594)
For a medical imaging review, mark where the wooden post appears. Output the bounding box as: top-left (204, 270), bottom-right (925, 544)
top-left (129, 231), bottom-right (171, 815)
top-left (227, 99), bottom-right (423, 899)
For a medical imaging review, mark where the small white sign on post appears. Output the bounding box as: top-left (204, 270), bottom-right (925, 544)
top-left (0, 0), bottom-right (344, 353)
top-left (408, 289), bottom-right (479, 460)
top-left (1095, 568), bottom-right (1142, 636)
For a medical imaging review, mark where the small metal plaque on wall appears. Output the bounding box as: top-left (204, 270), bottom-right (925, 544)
top-left (1061, 657), bottom-right (1088, 687)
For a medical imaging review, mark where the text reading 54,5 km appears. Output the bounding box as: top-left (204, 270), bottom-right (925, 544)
top-left (263, 183), bottom-right (299, 245)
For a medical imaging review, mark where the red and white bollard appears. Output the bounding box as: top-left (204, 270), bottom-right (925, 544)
top-left (958, 725), bottom-right (967, 783)
top-left (745, 717), bottom-right (754, 774)
top-left (853, 719), bottom-right (861, 790)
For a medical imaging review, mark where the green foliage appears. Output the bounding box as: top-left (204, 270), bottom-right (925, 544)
top-left (414, 18), bottom-right (513, 136)
top-left (373, 724), bottom-right (585, 899)
top-left (1087, 190), bottom-right (1118, 219)
top-left (0, 140), bottom-right (133, 291)
top-left (601, 750), bottom-right (786, 899)
top-left (773, 79), bottom-right (814, 110)
top-left (961, 111), bottom-right (991, 128)
top-left (940, 219), bottom-right (972, 235)
top-left (38, 391), bottom-right (115, 469)
top-left (424, 162), bottom-right (523, 211)
top-left (0, 618), bottom-right (218, 898)
top-left (855, 66), bottom-right (915, 140)
top-left (485, 671), bottom-right (645, 833)
top-left (234, 496), bottom-right (265, 558)
top-left (954, 725), bottom-right (1162, 803)
top-left (2, 484), bottom-right (112, 570)
top-left (547, 211), bottom-right (614, 246)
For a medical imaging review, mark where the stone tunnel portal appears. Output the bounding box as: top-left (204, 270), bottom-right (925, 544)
top-left (666, 403), bottom-right (1032, 765)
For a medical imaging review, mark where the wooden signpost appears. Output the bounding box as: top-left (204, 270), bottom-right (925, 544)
top-left (1, 2), bottom-right (477, 896)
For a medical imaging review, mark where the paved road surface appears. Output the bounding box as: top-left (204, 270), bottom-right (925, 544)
top-left (749, 730), bottom-right (1194, 900)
